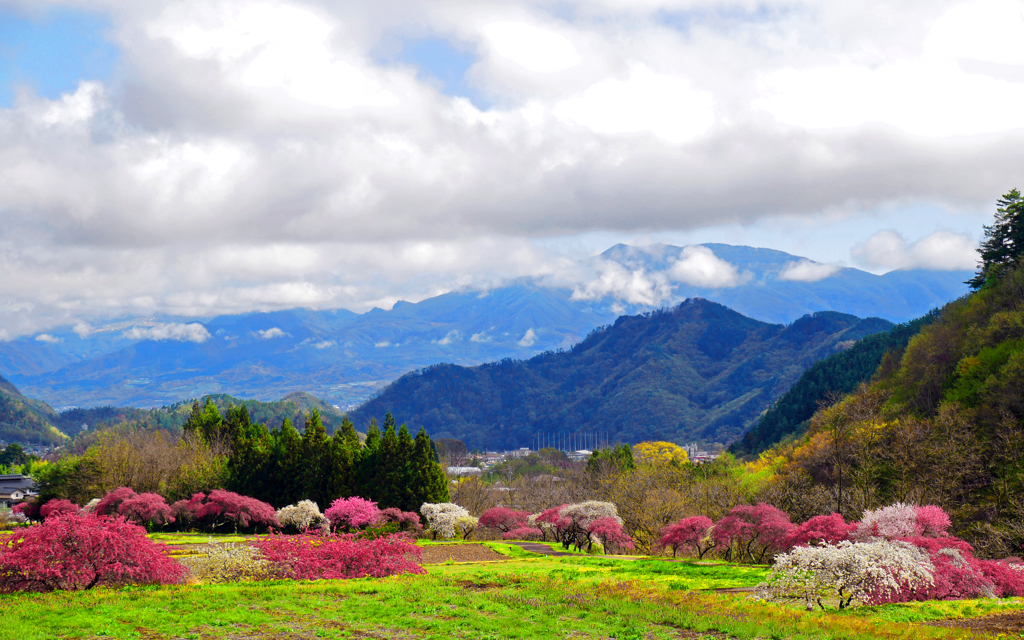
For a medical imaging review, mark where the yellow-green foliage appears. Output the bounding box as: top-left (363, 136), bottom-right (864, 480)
top-left (177, 542), bottom-right (275, 584)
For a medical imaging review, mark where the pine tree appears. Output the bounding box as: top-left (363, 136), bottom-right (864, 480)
top-left (412, 427), bottom-right (449, 507)
top-left (330, 416), bottom-right (362, 499)
top-left (969, 189), bottom-right (1024, 289)
top-left (378, 416), bottom-right (400, 507)
top-left (300, 409), bottom-right (332, 508)
top-left (357, 418), bottom-right (381, 499)
top-left (272, 418), bottom-right (304, 507)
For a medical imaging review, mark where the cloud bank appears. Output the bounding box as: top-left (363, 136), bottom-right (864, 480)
top-left (0, 0), bottom-right (1016, 337)
top-left (123, 323), bottom-right (212, 343)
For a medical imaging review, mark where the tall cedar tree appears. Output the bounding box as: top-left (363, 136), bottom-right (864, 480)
top-left (413, 427), bottom-right (450, 507)
top-left (300, 409), bottom-right (333, 509)
top-left (969, 188), bottom-right (1024, 289)
top-left (357, 419), bottom-right (381, 499)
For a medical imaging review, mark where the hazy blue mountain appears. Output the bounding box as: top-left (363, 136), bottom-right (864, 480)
top-left (1, 243), bottom-right (970, 409)
top-left (350, 300), bottom-right (894, 450)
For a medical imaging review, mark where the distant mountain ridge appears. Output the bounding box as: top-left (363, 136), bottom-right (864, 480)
top-left (350, 300), bottom-right (894, 450)
top-left (0, 243), bottom-right (969, 409)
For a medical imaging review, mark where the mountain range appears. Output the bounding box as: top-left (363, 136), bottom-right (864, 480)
top-left (351, 300), bottom-right (893, 450)
top-left (0, 243), bottom-right (970, 410)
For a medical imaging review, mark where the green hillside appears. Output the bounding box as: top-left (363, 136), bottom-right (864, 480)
top-left (352, 299), bottom-right (893, 450)
top-left (771, 255), bottom-right (1024, 555)
top-left (0, 373), bottom-right (66, 444)
top-left (729, 311), bottom-right (937, 458)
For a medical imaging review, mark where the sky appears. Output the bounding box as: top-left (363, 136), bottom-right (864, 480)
top-left (0, 0), bottom-right (1022, 340)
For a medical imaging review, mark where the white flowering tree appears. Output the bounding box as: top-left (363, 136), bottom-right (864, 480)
top-left (421, 502), bottom-right (471, 540)
top-left (757, 540), bottom-right (934, 610)
top-left (558, 501), bottom-right (622, 552)
top-left (276, 500), bottom-right (329, 534)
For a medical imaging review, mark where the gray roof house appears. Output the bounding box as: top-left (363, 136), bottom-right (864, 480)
top-left (0, 474), bottom-right (37, 510)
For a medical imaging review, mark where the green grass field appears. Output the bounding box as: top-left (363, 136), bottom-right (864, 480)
top-left (0, 536), bottom-right (1020, 639)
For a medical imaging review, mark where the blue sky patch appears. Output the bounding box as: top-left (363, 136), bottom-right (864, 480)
top-left (0, 8), bottom-right (118, 107)
top-left (399, 36), bottom-right (490, 110)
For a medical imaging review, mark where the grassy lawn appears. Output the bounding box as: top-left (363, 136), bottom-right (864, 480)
top-left (0, 536), bottom-right (1019, 639)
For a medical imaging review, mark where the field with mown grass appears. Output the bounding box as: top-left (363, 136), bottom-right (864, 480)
top-left (0, 536), bottom-right (1021, 640)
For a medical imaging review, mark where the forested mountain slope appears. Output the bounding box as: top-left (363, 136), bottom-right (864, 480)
top-left (351, 299), bottom-right (892, 450)
top-left (0, 373), bottom-right (66, 444)
top-left (729, 311), bottom-right (938, 458)
top-left (769, 257), bottom-right (1024, 555)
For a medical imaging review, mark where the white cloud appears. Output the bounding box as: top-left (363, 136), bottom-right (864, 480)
top-left (554, 65), bottom-right (715, 143)
top-left (123, 323), bottom-right (212, 343)
top-left (0, 0), bottom-right (1020, 338)
top-left (853, 230), bottom-right (979, 271)
top-left (313, 339), bottom-right (335, 349)
top-left (72, 322), bottom-right (92, 338)
top-left (470, 331), bottom-right (492, 343)
top-left (482, 21), bottom-right (582, 73)
top-left (374, 340), bottom-right (392, 348)
top-left (779, 260), bottom-right (842, 283)
top-left (257, 327), bottom-right (287, 339)
top-left (571, 261), bottom-right (673, 305)
top-left (518, 328), bottom-right (537, 347)
top-left (35, 333), bottom-right (62, 344)
top-left (433, 330), bottom-right (461, 346)
top-left (668, 247), bottom-right (747, 288)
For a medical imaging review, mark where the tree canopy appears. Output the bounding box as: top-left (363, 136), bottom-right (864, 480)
top-left (969, 188), bottom-right (1024, 290)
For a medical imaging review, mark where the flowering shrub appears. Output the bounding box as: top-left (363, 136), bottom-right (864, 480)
top-left (713, 503), bottom-right (794, 563)
top-left (0, 513), bottom-right (186, 592)
top-left (277, 500), bottom-right (329, 534)
top-left (978, 559), bottom-right (1024, 597)
top-left (758, 540), bottom-right (934, 610)
top-left (94, 487), bottom-right (139, 517)
top-left (171, 491), bottom-right (278, 533)
top-left (503, 526), bottom-right (543, 541)
top-left (785, 513), bottom-right (858, 548)
top-left (379, 507), bottom-right (422, 533)
top-left (253, 533), bottom-right (425, 580)
top-left (325, 497), bottom-right (382, 532)
top-left (853, 503), bottom-right (950, 541)
top-left (0, 509), bottom-right (27, 531)
top-left (12, 500), bottom-right (40, 521)
top-left (178, 543), bottom-right (274, 584)
top-left (479, 507), bottom-right (531, 534)
top-left (421, 502), bottom-right (471, 539)
top-left (118, 493), bottom-right (175, 530)
top-left (454, 514), bottom-right (479, 540)
top-left (659, 516), bottom-right (716, 558)
top-left (39, 499), bottom-right (80, 521)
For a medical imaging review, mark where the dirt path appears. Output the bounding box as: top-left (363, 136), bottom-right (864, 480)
top-left (926, 610), bottom-right (1024, 636)
top-left (502, 541), bottom-right (581, 557)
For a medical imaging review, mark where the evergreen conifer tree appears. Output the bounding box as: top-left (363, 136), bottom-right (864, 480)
top-left (300, 409), bottom-right (333, 508)
top-left (357, 418), bottom-right (381, 499)
top-left (969, 189), bottom-right (1024, 289)
top-left (412, 427), bottom-right (450, 507)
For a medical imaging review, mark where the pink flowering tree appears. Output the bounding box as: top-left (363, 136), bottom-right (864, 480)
top-left (479, 507), bottom-right (531, 535)
top-left (659, 516), bottom-right (716, 558)
top-left (325, 497), bottom-right (383, 532)
top-left (785, 513), bottom-right (858, 548)
top-left (588, 517), bottom-right (635, 553)
top-left (39, 499), bottom-right (80, 521)
top-left (94, 487), bottom-right (139, 517)
top-left (0, 513), bottom-right (186, 592)
top-left (168, 491), bottom-right (277, 533)
top-left (503, 527), bottom-right (543, 541)
top-left (713, 503), bottom-right (794, 564)
top-left (557, 502), bottom-right (622, 552)
top-left (853, 503), bottom-right (950, 541)
top-left (535, 505), bottom-right (570, 543)
top-left (253, 532), bottom-right (425, 580)
top-left (12, 500), bottom-right (40, 521)
top-left (378, 508), bottom-right (422, 534)
top-left (170, 493), bottom-right (206, 530)
top-left (117, 493), bottom-right (175, 531)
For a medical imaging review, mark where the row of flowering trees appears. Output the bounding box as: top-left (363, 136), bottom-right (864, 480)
top-left (429, 501), bottom-right (636, 553)
top-left (656, 501), bottom-right (1024, 608)
top-left (2, 492), bottom-right (427, 593)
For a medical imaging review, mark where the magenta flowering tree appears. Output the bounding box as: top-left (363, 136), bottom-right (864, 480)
top-left (253, 532), bottom-right (425, 580)
top-left (535, 504), bottom-right (570, 543)
top-left (659, 516), bottom-right (716, 558)
top-left (713, 503), bottom-right (794, 563)
top-left (325, 497), bottom-right (383, 532)
top-left (588, 517), bottom-right (635, 553)
top-left (379, 507), bottom-right (422, 533)
top-left (503, 526), bottom-right (543, 541)
top-left (479, 507), bottom-right (531, 535)
top-left (94, 487), bottom-right (139, 517)
top-left (0, 513), bottom-right (186, 592)
top-left (39, 499), bottom-right (80, 521)
top-left (118, 493), bottom-right (175, 530)
top-left (194, 490), bottom-right (278, 532)
top-left (785, 513), bottom-right (858, 548)
top-left (170, 493), bottom-right (206, 530)
top-left (12, 500), bottom-right (40, 521)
